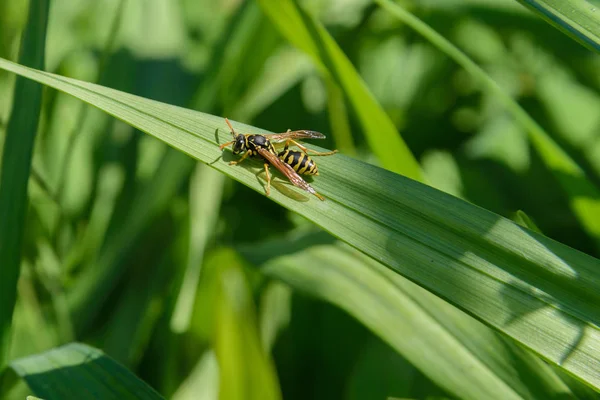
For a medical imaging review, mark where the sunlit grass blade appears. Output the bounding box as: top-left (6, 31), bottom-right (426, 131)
top-left (515, 0), bottom-right (600, 51)
top-left (239, 233), bottom-right (573, 400)
top-left (172, 350), bottom-right (219, 400)
top-left (213, 249), bottom-right (281, 400)
top-left (0, 59), bottom-right (598, 389)
top-left (374, 0), bottom-right (600, 250)
top-left (324, 76), bottom-right (356, 155)
top-left (171, 163), bottom-right (225, 333)
top-left (0, 0), bottom-right (49, 369)
top-left (256, 0), bottom-right (422, 180)
top-left (258, 282), bottom-right (291, 352)
top-left (9, 343), bottom-right (164, 399)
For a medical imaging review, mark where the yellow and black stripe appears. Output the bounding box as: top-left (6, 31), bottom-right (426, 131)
top-left (278, 149), bottom-right (319, 175)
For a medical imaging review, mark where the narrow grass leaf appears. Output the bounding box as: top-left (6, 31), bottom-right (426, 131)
top-left (515, 0), bottom-right (600, 52)
top-left (324, 76), bottom-right (356, 155)
top-left (256, 0), bottom-right (423, 180)
top-left (171, 163), bottom-right (225, 333)
top-left (239, 234), bottom-right (573, 400)
top-left (172, 350), bottom-right (219, 400)
top-left (213, 249), bottom-right (281, 400)
top-left (9, 343), bottom-right (164, 400)
top-left (0, 59), bottom-right (598, 388)
top-left (0, 0), bottom-right (49, 369)
top-left (258, 282), bottom-right (292, 352)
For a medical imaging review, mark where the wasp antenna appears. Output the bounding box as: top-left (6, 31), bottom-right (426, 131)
top-left (224, 118), bottom-right (236, 138)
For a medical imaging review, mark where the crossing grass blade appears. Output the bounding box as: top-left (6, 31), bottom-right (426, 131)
top-left (0, 0), bottom-right (49, 369)
top-left (515, 0), bottom-right (600, 52)
top-left (238, 233), bottom-right (573, 400)
top-left (256, 0), bottom-right (423, 180)
top-left (0, 58), bottom-right (598, 389)
top-left (170, 164), bottom-right (225, 334)
top-left (9, 343), bottom-right (164, 400)
top-left (213, 250), bottom-right (281, 400)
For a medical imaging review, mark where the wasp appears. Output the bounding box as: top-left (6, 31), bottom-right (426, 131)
top-left (219, 118), bottom-right (337, 200)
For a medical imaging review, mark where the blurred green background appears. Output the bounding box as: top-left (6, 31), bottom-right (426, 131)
top-left (1, 0), bottom-right (600, 399)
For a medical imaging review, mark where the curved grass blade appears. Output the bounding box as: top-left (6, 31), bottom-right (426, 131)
top-left (515, 0), bottom-right (600, 52)
top-left (213, 250), bottom-right (281, 400)
top-left (256, 0), bottom-right (423, 181)
top-left (374, 0), bottom-right (600, 251)
top-left (238, 234), bottom-right (574, 400)
top-left (172, 350), bottom-right (219, 400)
top-left (0, 0), bottom-right (49, 369)
top-left (0, 59), bottom-right (598, 389)
top-left (170, 164), bottom-right (225, 333)
top-left (9, 343), bottom-right (164, 399)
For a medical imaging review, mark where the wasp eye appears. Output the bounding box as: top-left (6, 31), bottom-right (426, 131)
top-left (233, 136), bottom-right (245, 154)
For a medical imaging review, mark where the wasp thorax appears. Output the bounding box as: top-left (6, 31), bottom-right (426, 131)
top-left (233, 135), bottom-right (246, 154)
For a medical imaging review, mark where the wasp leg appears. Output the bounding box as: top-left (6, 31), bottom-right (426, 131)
top-left (313, 191), bottom-right (325, 201)
top-left (263, 163), bottom-right (271, 196)
top-left (285, 139), bottom-right (338, 156)
top-left (229, 150), bottom-right (251, 165)
top-left (219, 140), bottom-right (234, 150)
top-left (225, 118), bottom-right (237, 136)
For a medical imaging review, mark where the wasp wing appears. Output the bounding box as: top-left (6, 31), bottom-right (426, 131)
top-left (257, 148), bottom-right (325, 201)
top-left (267, 130), bottom-right (326, 143)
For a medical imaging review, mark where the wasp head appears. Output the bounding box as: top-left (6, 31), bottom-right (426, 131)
top-left (232, 134), bottom-right (246, 154)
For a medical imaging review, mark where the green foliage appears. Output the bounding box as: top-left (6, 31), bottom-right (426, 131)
top-left (9, 343), bottom-right (164, 399)
top-left (257, 0), bottom-right (423, 179)
top-left (515, 0), bottom-right (600, 51)
top-left (1, 0), bottom-right (600, 399)
top-left (0, 0), bottom-right (49, 369)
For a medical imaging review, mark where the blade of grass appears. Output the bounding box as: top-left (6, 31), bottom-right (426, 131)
top-left (256, 0), bottom-right (422, 180)
top-left (9, 343), bottom-right (164, 399)
top-left (170, 163), bottom-right (225, 333)
top-left (213, 249), bottom-right (281, 400)
top-left (239, 234), bottom-right (573, 400)
top-left (374, 0), bottom-right (600, 250)
top-left (515, 0), bottom-right (600, 52)
top-left (258, 282), bottom-right (291, 352)
top-left (0, 0), bottom-right (49, 369)
top-left (172, 350), bottom-right (219, 400)
top-left (324, 76), bottom-right (356, 155)
top-left (0, 59), bottom-right (598, 388)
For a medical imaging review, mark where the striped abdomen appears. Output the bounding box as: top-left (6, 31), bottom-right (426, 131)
top-left (278, 150), bottom-right (319, 175)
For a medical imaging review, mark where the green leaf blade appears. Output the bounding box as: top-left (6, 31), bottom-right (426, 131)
top-left (0, 0), bottom-right (49, 369)
top-left (257, 0), bottom-right (423, 181)
top-left (10, 343), bottom-right (165, 400)
top-left (213, 250), bottom-right (282, 400)
top-left (0, 58), bottom-right (598, 389)
top-left (516, 0), bottom-right (600, 52)
top-left (239, 235), bottom-right (574, 400)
